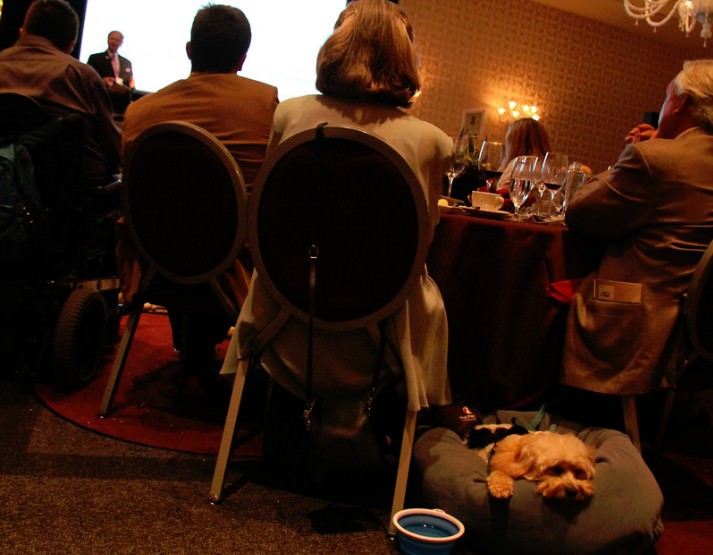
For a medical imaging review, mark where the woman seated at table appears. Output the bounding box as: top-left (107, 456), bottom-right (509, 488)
top-left (496, 117), bottom-right (551, 192)
top-left (225, 0), bottom-right (453, 413)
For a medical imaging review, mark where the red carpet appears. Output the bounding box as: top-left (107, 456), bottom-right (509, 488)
top-left (35, 312), bottom-right (262, 457)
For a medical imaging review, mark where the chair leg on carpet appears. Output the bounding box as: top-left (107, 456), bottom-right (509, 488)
top-left (622, 396), bottom-right (641, 452)
top-left (654, 389), bottom-right (676, 455)
top-left (210, 358), bottom-right (248, 503)
top-left (99, 307), bottom-right (142, 417)
top-left (388, 408), bottom-right (417, 537)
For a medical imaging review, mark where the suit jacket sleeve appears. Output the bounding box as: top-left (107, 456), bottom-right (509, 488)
top-left (565, 143), bottom-right (655, 239)
top-left (87, 53), bottom-right (109, 78)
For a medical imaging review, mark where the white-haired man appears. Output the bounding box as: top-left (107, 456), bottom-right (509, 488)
top-left (563, 59), bottom-right (713, 397)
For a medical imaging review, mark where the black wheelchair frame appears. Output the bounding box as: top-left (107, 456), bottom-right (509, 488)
top-left (0, 93), bottom-right (121, 389)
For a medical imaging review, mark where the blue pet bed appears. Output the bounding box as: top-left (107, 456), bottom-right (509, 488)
top-left (413, 411), bottom-right (664, 555)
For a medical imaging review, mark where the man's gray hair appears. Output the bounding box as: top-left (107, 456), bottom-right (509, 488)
top-left (675, 59), bottom-right (713, 133)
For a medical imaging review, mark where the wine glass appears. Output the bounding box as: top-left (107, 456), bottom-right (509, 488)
top-left (555, 162), bottom-right (588, 219)
top-left (477, 140), bottom-right (504, 192)
top-left (445, 134), bottom-right (470, 199)
top-left (510, 155), bottom-right (536, 220)
top-left (529, 156), bottom-right (548, 218)
top-left (540, 152), bottom-right (569, 220)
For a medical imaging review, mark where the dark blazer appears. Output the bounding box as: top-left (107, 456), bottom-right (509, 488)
top-left (87, 51), bottom-right (133, 87)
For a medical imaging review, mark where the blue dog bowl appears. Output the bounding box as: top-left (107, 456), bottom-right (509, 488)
top-left (393, 508), bottom-right (465, 555)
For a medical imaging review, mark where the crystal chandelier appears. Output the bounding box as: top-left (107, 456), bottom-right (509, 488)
top-left (624, 0), bottom-right (713, 46)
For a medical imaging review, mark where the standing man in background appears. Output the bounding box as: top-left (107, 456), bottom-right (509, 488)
top-left (87, 30), bottom-right (134, 89)
top-left (87, 30), bottom-right (134, 114)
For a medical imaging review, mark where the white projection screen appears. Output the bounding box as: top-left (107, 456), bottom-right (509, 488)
top-left (78, 1), bottom-right (346, 100)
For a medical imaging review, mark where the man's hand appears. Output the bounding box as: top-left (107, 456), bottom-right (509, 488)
top-left (625, 123), bottom-right (657, 144)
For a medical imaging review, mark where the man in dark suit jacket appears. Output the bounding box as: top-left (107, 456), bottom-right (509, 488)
top-left (87, 30), bottom-right (134, 88)
top-left (87, 30), bottom-right (134, 114)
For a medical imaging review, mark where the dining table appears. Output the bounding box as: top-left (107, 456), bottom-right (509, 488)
top-left (426, 209), bottom-right (603, 413)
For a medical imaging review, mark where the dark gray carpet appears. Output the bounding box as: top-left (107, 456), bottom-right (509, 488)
top-left (2, 376), bottom-right (712, 554)
top-left (0, 378), bottom-right (400, 554)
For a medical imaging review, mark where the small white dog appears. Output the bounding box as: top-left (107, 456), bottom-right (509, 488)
top-left (485, 430), bottom-right (596, 501)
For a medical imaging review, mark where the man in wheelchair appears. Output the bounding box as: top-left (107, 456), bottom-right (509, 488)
top-left (0, 0), bottom-right (121, 186)
top-left (0, 0), bottom-right (122, 388)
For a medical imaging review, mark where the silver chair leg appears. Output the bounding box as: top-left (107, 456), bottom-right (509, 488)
top-left (210, 358), bottom-right (248, 503)
top-left (388, 408), bottom-right (418, 537)
top-left (99, 307), bottom-right (142, 417)
top-left (622, 396), bottom-right (641, 452)
top-left (654, 389), bottom-right (677, 454)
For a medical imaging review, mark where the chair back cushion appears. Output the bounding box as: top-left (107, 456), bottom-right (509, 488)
top-left (685, 238), bottom-right (713, 362)
top-left (123, 121), bottom-right (247, 284)
top-left (0, 92), bottom-right (84, 209)
top-left (250, 125), bottom-right (429, 331)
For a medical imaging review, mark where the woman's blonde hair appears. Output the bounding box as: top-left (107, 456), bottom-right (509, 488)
top-left (316, 0), bottom-right (420, 107)
top-left (502, 118), bottom-right (551, 164)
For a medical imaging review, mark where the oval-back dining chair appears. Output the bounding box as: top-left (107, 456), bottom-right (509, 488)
top-left (99, 121), bottom-right (248, 416)
top-left (652, 237), bottom-right (713, 450)
top-left (210, 124), bottom-right (431, 536)
top-left (623, 237), bottom-right (713, 452)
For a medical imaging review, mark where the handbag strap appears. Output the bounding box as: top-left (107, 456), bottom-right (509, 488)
top-left (302, 236), bottom-right (386, 432)
top-left (303, 243), bottom-right (318, 431)
top-left (302, 122), bottom-right (386, 431)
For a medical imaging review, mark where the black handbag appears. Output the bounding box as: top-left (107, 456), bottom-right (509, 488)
top-left (260, 243), bottom-right (404, 496)
top-left (261, 375), bottom-right (401, 494)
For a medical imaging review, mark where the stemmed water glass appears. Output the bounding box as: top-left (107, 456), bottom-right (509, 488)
top-left (445, 134), bottom-right (470, 199)
top-left (540, 152), bottom-right (569, 221)
top-left (556, 162), bottom-right (588, 219)
top-left (529, 156), bottom-right (547, 218)
top-left (510, 155), bottom-right (536, 220)
top-left (477, 140), bottom-right (504, 192)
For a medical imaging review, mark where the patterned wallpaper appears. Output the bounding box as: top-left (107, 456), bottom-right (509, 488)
top-left (401, 0), bottom-right (706, 172)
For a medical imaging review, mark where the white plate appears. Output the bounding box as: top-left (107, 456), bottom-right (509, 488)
top-left (438, 204), bottom-right (458, 214)
top-left (457, 206), bottom-right (512, 220)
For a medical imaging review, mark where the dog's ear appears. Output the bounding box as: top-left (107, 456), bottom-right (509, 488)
top-left (516, 437), bottom-right (544, 479)
top-left (490, 434), bottom-right (535, 478)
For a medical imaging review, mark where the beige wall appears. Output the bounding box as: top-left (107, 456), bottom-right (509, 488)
top-left (402, 0), bottom-right (705, 172)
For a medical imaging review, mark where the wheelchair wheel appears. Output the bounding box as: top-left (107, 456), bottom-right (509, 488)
top-left (51, 288), bottom-right (108, 389)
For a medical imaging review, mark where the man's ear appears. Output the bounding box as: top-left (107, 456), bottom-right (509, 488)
top-left (233, 53), bottom-right (247, 72)
top-left (185, 41), bottom-right (192, 60)
top-left (64, 39), bottom-right (76, 54)
top-left (674, 92), bottom-right (692, 114)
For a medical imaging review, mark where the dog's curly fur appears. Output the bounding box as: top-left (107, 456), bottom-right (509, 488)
top-left (486, 431), bottom-right (596, 501)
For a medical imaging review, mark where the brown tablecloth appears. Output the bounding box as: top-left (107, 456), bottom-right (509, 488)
top-left (426, 212), bottom-right (602, 412)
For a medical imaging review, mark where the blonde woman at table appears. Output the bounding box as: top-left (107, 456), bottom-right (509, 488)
top-left (224, 0), bottom-right (456, 420)
top-left (563, 59), bottom-right (713, 397)
top-left (495, 117), bottom-right (551, 192)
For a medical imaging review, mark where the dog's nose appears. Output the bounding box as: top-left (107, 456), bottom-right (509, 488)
top-left (566, 488), bottom-right (578, 499)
